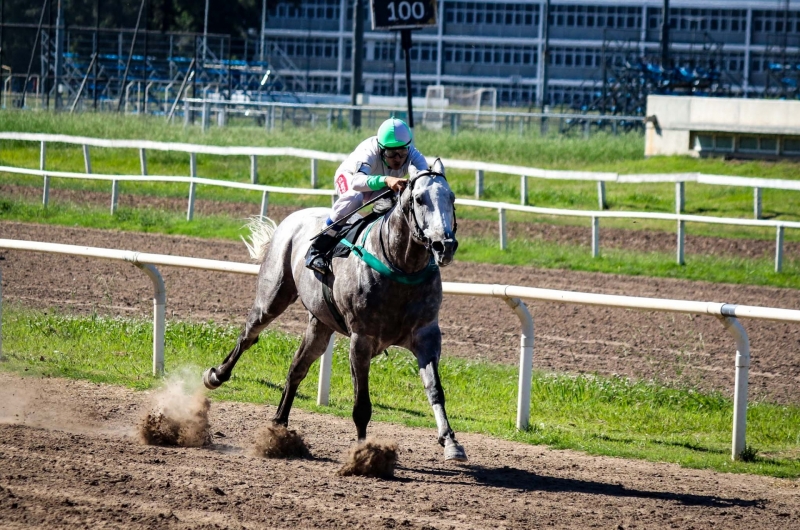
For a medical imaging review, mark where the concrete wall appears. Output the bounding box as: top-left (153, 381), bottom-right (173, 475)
top-left (645, 96), bottom-right (800, 157)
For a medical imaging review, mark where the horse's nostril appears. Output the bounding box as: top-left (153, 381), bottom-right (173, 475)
top-left (431, 241), bottom-right (445, 253)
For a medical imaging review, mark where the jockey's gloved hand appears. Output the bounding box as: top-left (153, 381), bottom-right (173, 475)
top-left (384, 176), bottom-right (407, 192)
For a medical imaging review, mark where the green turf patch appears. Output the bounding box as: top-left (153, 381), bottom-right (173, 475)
top-left (2, 307), bottom-right (799, 478)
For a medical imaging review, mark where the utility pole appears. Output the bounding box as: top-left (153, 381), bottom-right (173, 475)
top-left (540, 0), bottom-right (550, 112)
top-left (0, 0), bottom-right (5, 108)
top-left (203, 0), bottom-right (209, 63)
top-left (350, 0), bottom-right (364, 129)
top-left (260, 0), bottom-right (267, 62)
top-left (93, 0), bottom-right (99, 110)
top-left (660, 0), bottom-right (670, 68)
top-left (54, 0), bottom-right (64, 110)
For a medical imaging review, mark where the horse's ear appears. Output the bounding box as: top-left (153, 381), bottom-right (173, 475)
top-left (431, 158), bottom-right (445, 177)
top-left (408, 165), bottom-right (418, 180)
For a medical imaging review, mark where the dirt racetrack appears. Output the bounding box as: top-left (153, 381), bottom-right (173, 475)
top-left (1, 371), bottom-right (799, 530)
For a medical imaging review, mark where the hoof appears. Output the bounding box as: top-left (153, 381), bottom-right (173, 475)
top-left (444, 440), bottom-right (468, 462)
top-left (203, 367), bottom-right (223, 390)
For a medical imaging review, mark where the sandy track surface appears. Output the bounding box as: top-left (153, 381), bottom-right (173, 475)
top-left (1, 372), bottom-right (798, 529)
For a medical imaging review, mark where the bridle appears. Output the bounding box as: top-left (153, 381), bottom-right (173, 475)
top-left (377, 168), bottom-right (458, 273)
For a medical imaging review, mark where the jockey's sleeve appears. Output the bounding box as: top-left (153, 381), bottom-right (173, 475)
top-left (366, 174), bottom-right (388, 190)
top-left (348, 170), bottom-right (374, 192)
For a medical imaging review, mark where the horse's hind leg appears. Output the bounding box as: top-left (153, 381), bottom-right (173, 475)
top-left (273, 315), bottom-right (334, 426)
top-left (203, 261), bottom-right (297, 390)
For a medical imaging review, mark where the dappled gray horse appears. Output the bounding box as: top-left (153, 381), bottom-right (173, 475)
top-left (203, 160), bottom-right (467, 461)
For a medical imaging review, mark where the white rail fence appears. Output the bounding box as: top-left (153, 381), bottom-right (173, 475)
top-left (4, 132), bottom-right (800, 214)
top-left (1, 163), bottom-right (797, 272)
top-left (3, 239), bottom-right (800, 460)
top-left (1, 132), bottom-right (798, 269)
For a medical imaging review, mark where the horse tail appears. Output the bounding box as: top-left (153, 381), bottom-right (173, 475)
top-left (240, 216), bottom-right (278, 263)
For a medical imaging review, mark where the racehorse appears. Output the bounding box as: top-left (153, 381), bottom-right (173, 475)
top-left (202, 159), bottom-right (467, 461)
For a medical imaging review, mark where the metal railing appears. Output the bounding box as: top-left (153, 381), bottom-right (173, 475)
top-left (0, 132), bottom-right (798, 270)
top-left (3, 239), bottom-right (800, 459)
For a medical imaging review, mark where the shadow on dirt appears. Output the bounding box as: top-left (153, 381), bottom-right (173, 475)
top-left (413, 464), bottom-right (765, 508)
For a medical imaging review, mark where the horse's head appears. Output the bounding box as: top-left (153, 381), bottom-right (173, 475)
top-left (402, 159), bottom-right (458, 267)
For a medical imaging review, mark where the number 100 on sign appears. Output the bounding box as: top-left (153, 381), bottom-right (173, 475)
top-left (370, 0), bottom-right (437, 30)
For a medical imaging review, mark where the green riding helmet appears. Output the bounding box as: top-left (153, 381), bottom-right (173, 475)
top-left (377, 118), bottom-right (413, 149)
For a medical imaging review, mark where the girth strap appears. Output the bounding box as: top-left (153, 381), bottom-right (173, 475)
top-left (339, 220), bottom-right (438, 286)
top-left (321, 281), bottom-right (349, 334)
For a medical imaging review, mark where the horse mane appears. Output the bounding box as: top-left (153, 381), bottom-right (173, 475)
top-left (241, 216), bottom-right (278, 263)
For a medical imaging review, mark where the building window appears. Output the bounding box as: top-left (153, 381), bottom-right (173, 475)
top-left (443, 43), bottom-right (538, 66)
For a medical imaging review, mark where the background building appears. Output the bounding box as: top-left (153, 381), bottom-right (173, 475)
top-left (261, 0), bottom-right (800, 111)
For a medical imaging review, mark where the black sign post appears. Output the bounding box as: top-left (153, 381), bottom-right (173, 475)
top-left (370, 0), bottom-right (437, 128)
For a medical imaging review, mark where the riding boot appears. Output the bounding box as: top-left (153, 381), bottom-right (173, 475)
top-left (304, 233), bottom-right (340, 275)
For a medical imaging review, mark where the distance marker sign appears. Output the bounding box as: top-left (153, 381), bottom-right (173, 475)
top-left (370, 0), bottom-right (437, 30)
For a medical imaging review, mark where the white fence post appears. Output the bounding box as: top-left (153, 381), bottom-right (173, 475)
top-left (135, 263), bottom-right (166, 376)
top-left (111, 180), bottom-right (120, 215)
top-left (201, 101), bottom-right (210, 132)
top-left (676, 181), bottom-right (685, 214)
top-left (188, 153), bottom-right (197, 221)
top-left (311, 158), bottom-right (318, 188)
top-left (717, 315), bottom-right (750, 460)
top-left (677, 220), bottom-right (685, 265)
top-left (183, 99), bottom-right (190, 127)
top-left (504, 297), bottom-right (534, 431)
top-left (317, 333), bottom-right (336, 406)
top-left (754, 187), bottom-right (762, 219)
top-left (82, 144), bottom-right (92, 173)
top-left (475, 169), bottom-right (484, 199)
top-left (260, 191), bottom-right (269, 218)
top-left (597, 181), bottom-right (607, 210)
top-left (139, 148), bottom-right (148, 175)
top-left (520, 175), bottom-right (528, 205)
top-left (499, 208), bottom-right (507, 250)
top-left (592, 216), bottom-right (600, 257)
top-left (40, 141), bottom-right (49, 207)
top-left (775, 225), bottom-right (784, 273)
top-left (250, 155), bottom-right (258, 184)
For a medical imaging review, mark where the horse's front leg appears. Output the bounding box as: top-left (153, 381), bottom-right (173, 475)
top-left (412, 324), bottom-right (468, 462)
top-left (349, 334), bottom-right (379, 441)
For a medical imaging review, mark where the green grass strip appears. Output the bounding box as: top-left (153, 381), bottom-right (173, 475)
top-left (2, 307), bottom-right (799, 477)
top-left (2, 197), bottom-right (798, 289)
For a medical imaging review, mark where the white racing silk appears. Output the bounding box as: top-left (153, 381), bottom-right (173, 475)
top-left (330, 137), bottom-right (428, 223)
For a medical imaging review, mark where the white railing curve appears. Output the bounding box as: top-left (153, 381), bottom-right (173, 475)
top-left (3, 238), bottom-right (800, 459)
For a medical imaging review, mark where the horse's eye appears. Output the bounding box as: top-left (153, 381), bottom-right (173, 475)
top-left (414, 195), bottom-right (424, 205)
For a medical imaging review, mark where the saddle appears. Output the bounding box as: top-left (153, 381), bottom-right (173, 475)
top-left (330, 210), bottom-right (382, 260)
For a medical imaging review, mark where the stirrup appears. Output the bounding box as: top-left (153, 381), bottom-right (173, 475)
top-left (306, 255), bottom-right (330, 275)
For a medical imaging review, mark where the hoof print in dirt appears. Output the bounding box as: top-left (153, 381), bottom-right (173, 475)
top-left (139, 395), bottom-right (212, 448)
top-left (253, 424), bottom-right (311, 459)
top-left (337, 438), bottom-right (398, 478)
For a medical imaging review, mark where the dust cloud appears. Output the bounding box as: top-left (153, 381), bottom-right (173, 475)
top-left (138, 368), bottom-right (211, 447)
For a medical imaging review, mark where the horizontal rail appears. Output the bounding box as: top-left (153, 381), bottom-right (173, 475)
top-left (184, 97), bottom-right (646, 122)
top-left (441, 282), bottom-right (800, 324)
top-left (455, 198), bottom-right (800, 230)
top-left (3, 132), bottom-right (800, 191)
top-left (0, 165), bottom-right (335, 197)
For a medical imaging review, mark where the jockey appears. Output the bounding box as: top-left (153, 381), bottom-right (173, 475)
top-left (305, 117), bottom-right (428, 275)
